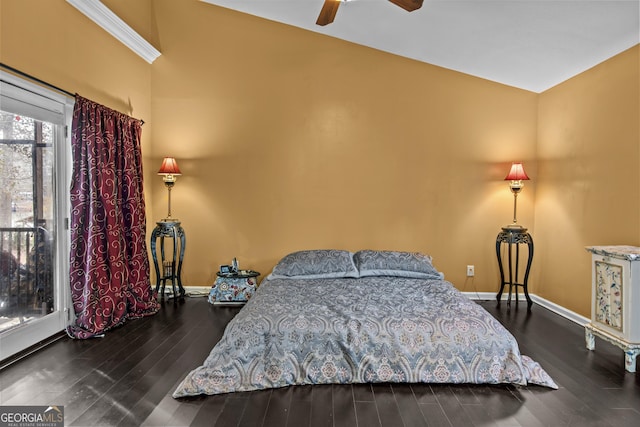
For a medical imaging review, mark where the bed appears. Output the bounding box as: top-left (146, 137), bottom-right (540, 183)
top-left (173, 250), bottom-right (556, 398)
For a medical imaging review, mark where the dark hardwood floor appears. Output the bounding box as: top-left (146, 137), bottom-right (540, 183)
top-left (0, 297), bottom-right (638, 426)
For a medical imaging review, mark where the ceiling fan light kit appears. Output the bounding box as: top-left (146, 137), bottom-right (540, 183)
top-left (316, 0), bottom-right (423, 26)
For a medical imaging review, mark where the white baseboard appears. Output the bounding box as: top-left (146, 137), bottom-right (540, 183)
top-left (184, 286), bottom-right (211, 297)
top-left (463, 291), bottom-right (589, 326)
top-left (530, 294), bottom-right (590, 326)
top-left (464, 291), bottom-right (499, 301)
top-left (156, 286), bottom-right (210, 298)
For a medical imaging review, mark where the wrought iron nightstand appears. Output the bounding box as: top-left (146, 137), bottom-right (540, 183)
top-left (496, 227), bottom-right (534, 309)
top-left (150, 220), bottom-right (185, 299)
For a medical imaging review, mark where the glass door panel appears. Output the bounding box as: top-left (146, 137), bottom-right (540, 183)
top-left (0, 112), bottom-right (54, 328)
top-left (0, 75), bottom-right (71, 361)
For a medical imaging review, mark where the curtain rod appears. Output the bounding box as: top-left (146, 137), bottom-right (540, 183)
top-left (0, 62), bottom-right (145, 125)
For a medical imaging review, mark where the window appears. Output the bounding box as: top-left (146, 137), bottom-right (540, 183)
top-left (0, 71), bottom-right (73, 360)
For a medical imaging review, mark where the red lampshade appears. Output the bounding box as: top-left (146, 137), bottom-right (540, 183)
top-left (158, 157), bottom-right (182, 176)
top-left (504, 162), bottom-right (529, 181)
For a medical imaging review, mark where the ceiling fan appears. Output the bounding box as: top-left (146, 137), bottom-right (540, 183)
top-left (316, 0), bottom-right (423, 26)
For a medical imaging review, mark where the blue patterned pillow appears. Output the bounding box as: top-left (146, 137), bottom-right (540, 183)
top-left (270, 249), bottom-right (359, 279)
top-left (354, 250), bottom-right (444, 279)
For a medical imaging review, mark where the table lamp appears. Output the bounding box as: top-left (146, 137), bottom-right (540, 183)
top-left (158, 157), bottom-right (181, 222)
top-left (503, 162), bottom-right (529, 230)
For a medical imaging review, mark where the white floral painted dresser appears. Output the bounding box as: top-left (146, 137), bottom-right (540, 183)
top-left (585, 246), bottom-right (640, 372)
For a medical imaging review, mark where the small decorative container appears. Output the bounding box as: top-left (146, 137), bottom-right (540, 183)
top-left (209, 270), bottom-right (260, 305)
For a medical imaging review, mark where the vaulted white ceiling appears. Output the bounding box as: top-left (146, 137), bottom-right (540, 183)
top-left (200, 0), bottom-right (640, 93)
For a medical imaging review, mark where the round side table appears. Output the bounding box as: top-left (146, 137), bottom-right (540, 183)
top-left (496, 226), bottom-right (533, 309)
top-left (150, 220), bottom-right (185, 299)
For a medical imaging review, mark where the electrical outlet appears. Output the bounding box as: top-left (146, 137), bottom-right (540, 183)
top-left (466, 265), bottom-right (475, 277)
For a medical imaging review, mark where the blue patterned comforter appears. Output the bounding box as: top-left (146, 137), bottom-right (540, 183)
top-left (173, 276), bottom-right (556, 397)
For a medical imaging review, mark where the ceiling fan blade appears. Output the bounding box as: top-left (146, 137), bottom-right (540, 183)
top-left (388, 0), bottom-right (423, 12)
top-left (316, 0), bottom-right (341, 26)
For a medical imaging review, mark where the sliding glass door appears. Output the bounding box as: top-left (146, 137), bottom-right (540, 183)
top-left (0, 72), bottom-right (72, 361)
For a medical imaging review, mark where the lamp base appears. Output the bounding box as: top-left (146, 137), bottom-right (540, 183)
top-left (502, 224), bottom-right (527, 233)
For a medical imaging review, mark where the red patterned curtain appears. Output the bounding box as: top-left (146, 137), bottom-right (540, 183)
top-left (67, 95), bottom-right (158, 339)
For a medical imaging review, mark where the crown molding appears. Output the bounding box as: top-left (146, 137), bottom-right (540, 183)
top-left (66, 0), bottom-right (161, 64)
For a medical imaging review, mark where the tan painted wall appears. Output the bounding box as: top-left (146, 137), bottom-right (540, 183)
top-left (8, 1), bottom-right (635, 318)
top-left (535, 45), bottom-right (640, 316)
top-left (149, 1), bottom-right (538, 288)
top-left (0, 0), bottom-right (154, 218)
